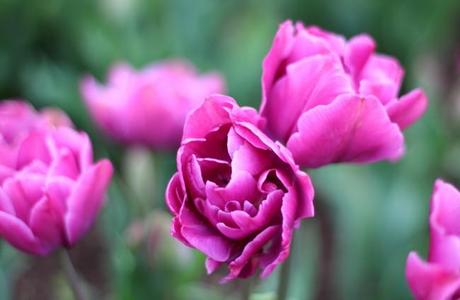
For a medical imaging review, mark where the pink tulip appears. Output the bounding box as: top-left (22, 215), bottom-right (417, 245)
top-left (0, 100), bottom-right (113, 255)
top-left (406, 180), bottom-right (460, 299)
top-left (166, 95), bottom-right (314, 282)
top-left (260, 20), bottom-right (428, 168)
top-left (0, 101), bottom-right (72, 183)
top-left (81, 60), bottom-right (225, 150)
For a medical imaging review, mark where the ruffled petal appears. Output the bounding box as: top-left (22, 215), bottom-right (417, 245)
top-left (263, 55), bottom-right (353, 142)
top-left (261, 20), bottom-right (296, 112)
top-left (345, 34), bottom-right (376, 80)
top-left (406, 252), bottom-right (460, 300)
top-left (287, 94), bottom-right (404, 168)
top-left (65, 160), bottom-right (113, 245)
top-left (29, 196), bottom-right (64, 251)
top-left (166, 173), bottom-right (185, 214)
top-left (222, 225), bottom-right (280, 282)
top-left (359, 54), bottom-right (404, 104)
top-left (0, 211), bottom-right (43, 255)
top-left (179, 205), bottom-right (233, 262)
top-left (387, 89), bottom-right (428, 130)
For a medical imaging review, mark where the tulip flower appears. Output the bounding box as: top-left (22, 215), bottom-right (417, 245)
top-left (406, 180), bottom-right (460, 300)
top-left (81, 60), bottom-right (225, 150)
top-left (0, 100), bottom-right (113, 255)
top-left (261, 21), bottom-right (428, 168)
top-left (166, 95), bottom-right (314, 281)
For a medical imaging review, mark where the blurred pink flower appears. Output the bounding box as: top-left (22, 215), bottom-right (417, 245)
top-left (0, 100), bottom-right (113, 255)
top-left (0, 101), bottom-right (72, 182)
top-left (406, 180), bottom-right (460, 300)
top-left (260, 20), bottom-right (428, 168)
top-left (166, 95), bottom-right (314, 282)
top-left (81, 60), bottom-right (225, 150)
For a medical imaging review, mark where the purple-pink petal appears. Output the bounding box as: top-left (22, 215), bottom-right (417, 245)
top-left (65, 159), bottom-right (113, 245)
top-left (387, 89), bottom-right (428, 130)
top-left (287, 94), bottom-right (404, 168)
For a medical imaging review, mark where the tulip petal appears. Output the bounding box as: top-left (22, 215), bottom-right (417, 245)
top-left (206, 257), bottom-right (222, 274)
top-left (179, 205), bottom-right (233, 262)
top-left (359, 54), bottom-right (404, 104)
top-left (0, 187), bottom-right (15, 215)
top-left (182, 95), bottom-right (234, 140)
top-left (263, 55), bottom-right (353, 142)
top-left (293, 170), bottom-right (315, 219)
top-left (222, 225), bottom-right (280, 282)
top-left (287, 94), bottom-right (404, 168)
top-left (166, 173), bottom-right (184, 214)
top-left (65, 159), bottom-right (113, 245)
top-left (261, 20), bottom-right (296, 111)
top-left (29, 196), bottom-right (64, 250)
top-left (430, 179), bottom-right (460, 237)
top-left (260, 188), bottom-right (297, 278)
top-left (387, 89), bottom-right (428, 130)
top-left (0, 211), bottom-right (42, 255)
top-left (406, 252), bottom-right (460, 300)
top-left (345, 34), bottom-right (376, 80)
top-left (16, 132), bottom-right (51, 169)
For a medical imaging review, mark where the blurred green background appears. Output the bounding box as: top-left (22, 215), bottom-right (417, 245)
top-left (0, 0), bottom-right (460, 299)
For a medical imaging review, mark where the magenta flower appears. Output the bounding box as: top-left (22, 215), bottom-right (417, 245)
top-left (0, 101), bottom-right (73, 182)
top-left (0, 100), bottom-right (113, 255)
top-left (166, 95), bottom-right (314, 282)
top-left (260, 20), bottom-right (428, 168)
top-left (406, 180), bottom-right (460, 300)
top-left (81, 60), bottom-right (225, 150)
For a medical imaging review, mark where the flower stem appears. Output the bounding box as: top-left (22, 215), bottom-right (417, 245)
top-left (276, 248), bottom-right (292, 300)
top-left (240, 279), bottom-right (251, 300)
top-left (60, 250), bottom-right (88, 300)
top-left (313, 193), bottom-right (337, 300)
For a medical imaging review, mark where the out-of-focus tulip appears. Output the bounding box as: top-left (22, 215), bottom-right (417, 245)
top-left (81, 60), bottom-right (225, 150)
top-left (406, 180), bottom-right (460, 300)
top-left (166, 95), bottom-right (314, 282)
top-left (0, 100), bottom-right (113, 255)
top-left (260, 20), bottom-right (428, 168)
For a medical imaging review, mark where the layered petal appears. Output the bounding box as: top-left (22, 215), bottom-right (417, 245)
top-left (166, 95), bottom-right (315, 281)
top-left (0, 212), bottom-right (42, 255)
top-left (406, 180), bottom-right (460, 299)
top-left (81, 60), bottom-right (226, 150)
top-left (263, 55), bottom-right (353, 141)
top-left (287, 94), bottom-right (404, 168)
top-left (0, 100), bottom-right (113, 256)
top-left (406, 252), bottom-right (460, 300)
top-left (358, 54), bottom-right (404, 104)
top-left (261, 20), bottom-right (427, 168)
top-left (65, 159), bottom-right (113, 245)
top-left (387, 89), bottom-right (428, 130)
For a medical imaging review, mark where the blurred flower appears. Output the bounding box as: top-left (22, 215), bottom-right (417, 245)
top-left (406, 180), bottom-right (460, 300)
top-left (125, 211), bottom-right (194, 268)
top-left (166, 95), bottom-right (314, 282)
top-left (0, 100), bottom-right (113, 255)
top-left (81, 60), bottom-right (225, 150)
top-left (260, 20), bottom-right (428, 168)
top-left (0, 101), bottom-right (72, 182)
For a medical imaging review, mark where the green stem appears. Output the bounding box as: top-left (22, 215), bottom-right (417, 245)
top-left (313, 194), bottom-right (337, 300)
top-left (276, 248), bottom-right (292, 300)
top-left (60, 250), bottom-right (88, 300)
top-left (241, 279), bottom-right (251, 300)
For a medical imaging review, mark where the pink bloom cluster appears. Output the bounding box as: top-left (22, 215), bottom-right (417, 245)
top-left (261, 21), bottom-right (427, 168)
top-left (406, 180), bottom-right (460, 300)
top-left (0, 101), bottom-right (113, 255)
top-left (166, 95), bottom-right (314, 281)
top-left (164, 21), bottom-right (428, 280)
top-left (81, 60), bottom-right (225, 150)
